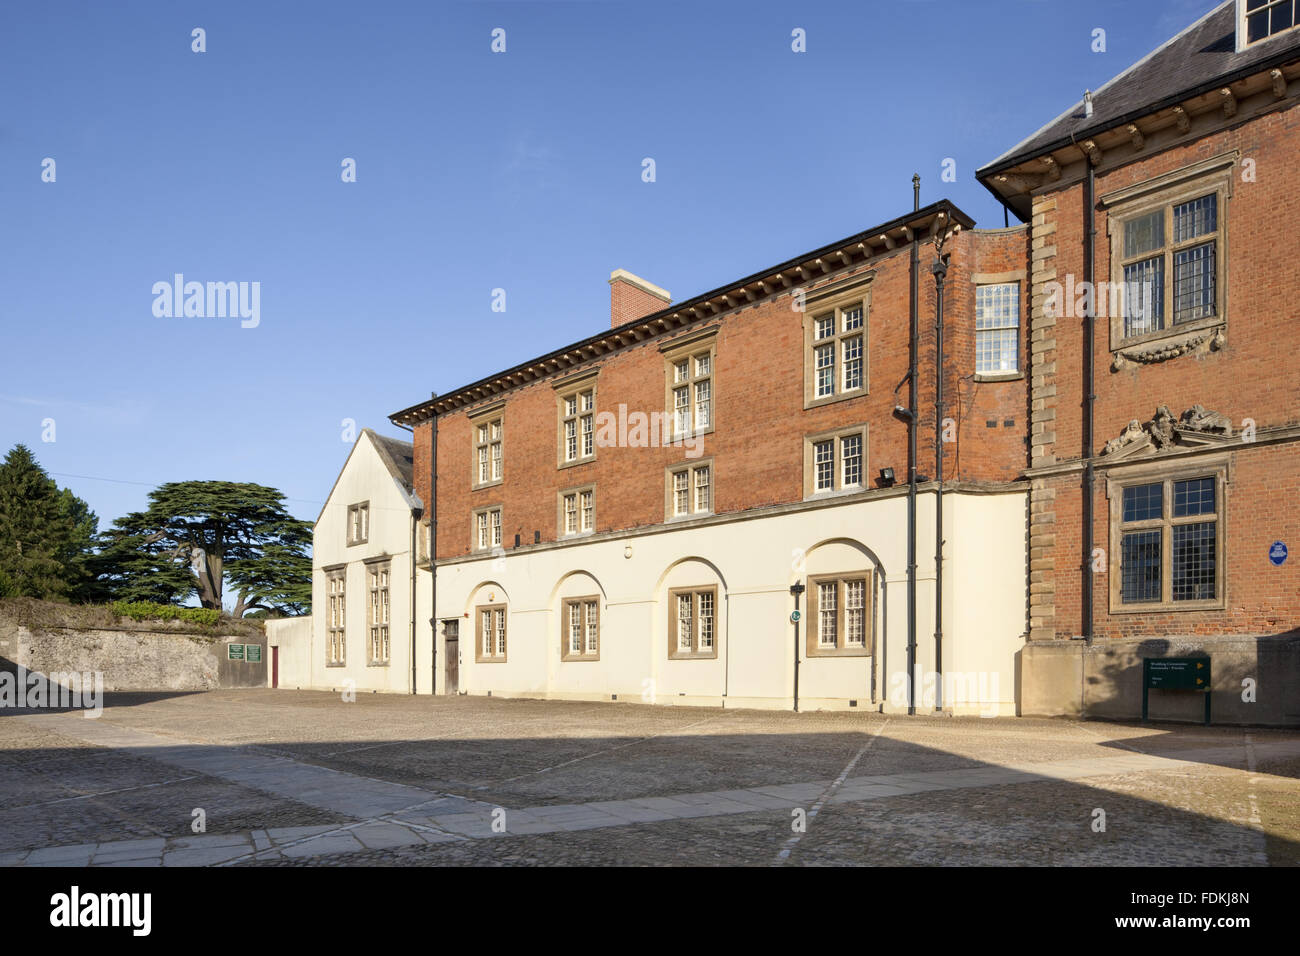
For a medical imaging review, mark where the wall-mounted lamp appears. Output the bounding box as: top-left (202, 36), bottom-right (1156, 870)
top-left (878, 467), bottom-right (896, 488)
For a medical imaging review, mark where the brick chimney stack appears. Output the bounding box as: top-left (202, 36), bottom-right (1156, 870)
top-left (609, 269), bottom-right (671, 329)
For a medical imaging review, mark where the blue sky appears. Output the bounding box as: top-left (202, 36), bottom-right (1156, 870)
top-left (0, 0), bottom-right (1222, 529)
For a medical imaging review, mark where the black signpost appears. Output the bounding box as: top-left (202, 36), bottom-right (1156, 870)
top-left (1142, 657), bottom-right (1211, 725)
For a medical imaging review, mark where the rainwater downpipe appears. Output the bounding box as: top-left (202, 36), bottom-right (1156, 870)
top-left (430, 411), bottom-right (440, 694)
top-left (932, 252), bottom-right (949, 712)
top-left (394, 419), bottom-right (420, 695)
top-left (410, 505), bottom-right (421, 694)
top-left (906, 175), bottom-right (920, 716)
top-left (1083, 167), bottom-right (1097, 648)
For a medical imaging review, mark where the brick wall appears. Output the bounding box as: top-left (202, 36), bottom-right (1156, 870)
top-left (414, 227), bottom-right (1030, 561)
top-left (1026, 102), bottom-right (1300, 641)
top-left (942, 225), bottom-right (1032, 482)
top-left (609, 272), bottom-right (671, 328)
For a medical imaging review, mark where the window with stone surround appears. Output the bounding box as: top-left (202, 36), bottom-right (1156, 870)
top-left (1107, 457), bottom-right (1227, 613)
top-left (803, 425), bottom-right (868, 498)
top-left (558, 485), bottom-right (595, 537)
top-left (668, 586), bottom-right (717, 659)
top-left (561, 596), bottom-right (600, 661)
top-left (554, 371), bottom-right (598, 468)
top-left (1239, 0), bottom-right (1300, 48)
top-left (475, 603), bottom-right (507, 662)
top-left (666, 459), bottom-right (712, 520)
top-left (326, 568), bottom-right (346, 666)
top-left (975, 283), bottom-right (1021, 374)
top-left (806, 573), bottom-right (871, 657)
top-left (661, 329), bottom-right (717, 441)
top-left (346, 502), bottom-right (369, 546)
top-left (470, 404), bottom-right (505, 490)
top-left (1102, 155), bottom-right (1234, 355)
top-left (472, 505), bottom-right (503, 553)
top-left (366, 560), bottom-right (390, 665)
top-left (802, 281), bottom-right (870, 409)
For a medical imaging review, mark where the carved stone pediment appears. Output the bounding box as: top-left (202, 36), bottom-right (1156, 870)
top-left (1101, 404), bottom-right (1233, 459)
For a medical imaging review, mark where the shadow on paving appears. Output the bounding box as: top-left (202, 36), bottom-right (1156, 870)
top-left (1, 697), bottom-right (1297, 865)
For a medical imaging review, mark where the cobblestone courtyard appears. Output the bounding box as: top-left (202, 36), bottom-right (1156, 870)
top-left (1, 690), bottom-right (1297, 866)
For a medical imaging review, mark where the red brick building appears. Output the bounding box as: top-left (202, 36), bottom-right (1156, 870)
top-left (392, 198), bottom-right (1030, 713)
top-left (977, 0), bottom-right (1300, 721)
top-left (383, 1), bottom-right (1299, 721)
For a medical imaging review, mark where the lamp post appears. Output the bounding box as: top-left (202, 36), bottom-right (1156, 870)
top-left (790, 582), bottom-right (806, 713)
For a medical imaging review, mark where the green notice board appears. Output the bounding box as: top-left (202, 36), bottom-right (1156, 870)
top-left (1145, 657), bottom-right (1209, 689)
top-left (227, 643), bottom-right (245, 661)
top-left (245, 644), bottom-right (263, 664)
top-left (1142, 657), bottom-right (1210, 724)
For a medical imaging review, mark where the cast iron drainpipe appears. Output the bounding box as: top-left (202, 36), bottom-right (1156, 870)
top-left (932, 252), bottom-right (949, 711)
top-left (394, 419), bottom-right (421, 695)
top-left (1082, 166), bottom-right (1096, 646)
top-left (409, 505), bottom-right (422, 694)
top-left (906, 174), bottom-right (920, 716)
top-left (431, 412), bottom-right (440, 693)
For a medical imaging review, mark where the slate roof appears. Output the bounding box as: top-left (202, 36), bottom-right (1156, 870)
top-left (366, 429), bottom-right (415, 492)
top-left (979, 1), bottom-right (1300, 177)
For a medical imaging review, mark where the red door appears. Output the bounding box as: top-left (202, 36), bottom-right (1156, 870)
top-left (272, 646), bottom-right (279, 689)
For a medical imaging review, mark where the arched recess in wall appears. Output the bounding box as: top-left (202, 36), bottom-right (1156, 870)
top-left (654, 556), bottom-right (730, 671)
top-left (796, 537), bottom-right (888, 585)
top-left (548, 570), bottom-right (608, 661)
top-left (464, 580), bottom-right (511, 618)
top-left (798, 537), bottom-right (888, 701)
top-left (652, 555), bottom-right (729, 596)
top-left (546, 569), bottom-right (609, 607)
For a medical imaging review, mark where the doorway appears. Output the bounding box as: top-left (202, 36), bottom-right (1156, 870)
top-left (443, 619), bottom-right (459, 695)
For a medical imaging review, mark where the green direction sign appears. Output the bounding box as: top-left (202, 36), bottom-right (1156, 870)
top-left (1145, 657), bottom-right (1210, 689)
top-left (1143, 656), bottom-right (1212, 725)
top-left (245, 644), bottom-right (263, 664)
top-left (227, 643), bottom-right (245, 662)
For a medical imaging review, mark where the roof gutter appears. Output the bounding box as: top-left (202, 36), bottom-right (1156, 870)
top-left (976, 48), bottom-right (1300, 217)
top-left (390, 200), bottom-right (976, 426)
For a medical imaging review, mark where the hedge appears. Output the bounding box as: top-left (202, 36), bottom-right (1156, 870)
top-left (109, 601), bottom-right (222, 627)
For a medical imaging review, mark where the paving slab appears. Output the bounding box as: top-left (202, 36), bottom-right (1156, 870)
top-left (583, 801), bottom-right (676, 822)
top-left (281, 833), bottom-right (365, 858)
top-left (24, 844), bottom-right (96, 866)
top-left (169, 833), bottom-right (254, 851)
top-left (162, 845), bottom-right (255, 867)
top-left (9, 691), bottom-right (1299, 868)
top-left (707, 790), bottom-right (795, 810)
top-left (554, 813), bottom-right (632, 831)
top-left (352, 824), bottom-right (427, 851)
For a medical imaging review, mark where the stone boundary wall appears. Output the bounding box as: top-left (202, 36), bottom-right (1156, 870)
top-left (0, 607), bottom-right (266, 691)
